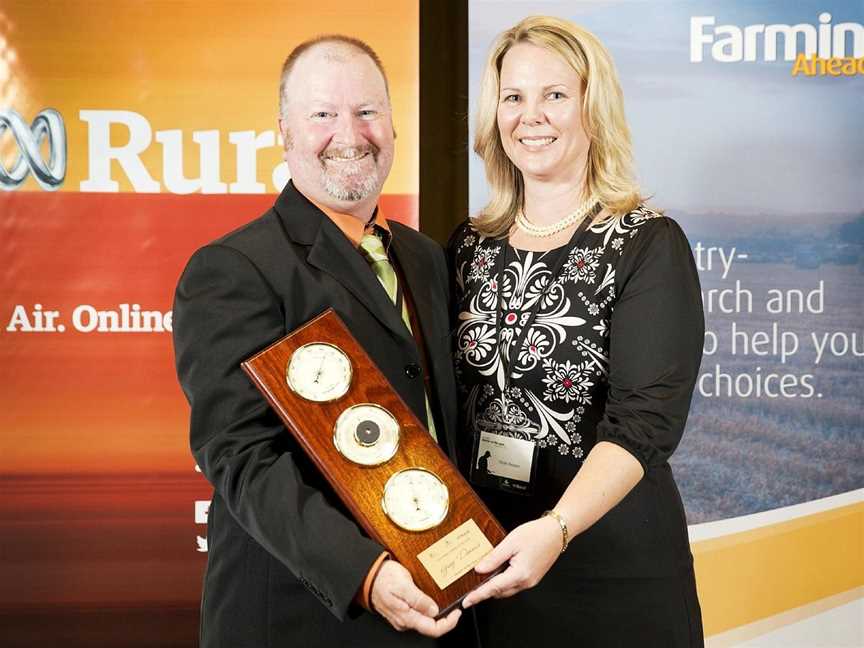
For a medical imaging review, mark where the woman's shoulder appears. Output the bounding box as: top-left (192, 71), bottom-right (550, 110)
top-left (625, 205), bottom-right (688, 253)
top-left (447, 218), bottom-right (472, 249)
top-left (589, 204), bottom-right (689, 258)
top-left (447, 217), bottom-right (496, 258)
top-left (590, 203), bottom-right (664, 237)
top-left (596, 205), bottom-right (696, 292)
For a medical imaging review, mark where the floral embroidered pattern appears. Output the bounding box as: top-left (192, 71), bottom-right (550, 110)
top-left (467, 245), bottom-right (500, 283)
top-left (541, 358), bottom-right (594, 404)
top-left (562, 246), bottom-right (602, 285)
top-left (517, 328), bottom-right (552, 369)
top-left (452, 207), bottom-right (661, 460)
top-left (459, 323), bottom-right (497, 363)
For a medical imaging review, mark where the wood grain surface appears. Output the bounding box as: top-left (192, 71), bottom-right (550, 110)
top-left (242, 309), bottom-right (505, 615)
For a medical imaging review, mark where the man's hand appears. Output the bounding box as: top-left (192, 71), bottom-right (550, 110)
top-left (461, 516), bottom-right (562, 608)
top-left (370, 560), bottom-right (461, 637)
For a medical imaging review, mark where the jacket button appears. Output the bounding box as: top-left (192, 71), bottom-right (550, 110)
top-left (405, 363), bottom-right (421, 379)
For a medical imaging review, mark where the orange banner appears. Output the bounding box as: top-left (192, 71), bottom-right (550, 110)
top-left (1, 0), bottom-right (419, 198)
top-left (0, 2), bottom-right (419, 644)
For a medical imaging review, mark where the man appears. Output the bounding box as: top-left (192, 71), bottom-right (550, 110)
top-left (173, 36), bottom-right (462, 646)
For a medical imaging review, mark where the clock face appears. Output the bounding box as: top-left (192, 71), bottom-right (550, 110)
top-left (333, 404), bottom-right (400, 466)
top-left (286, 342), bottom-right (352, 402)
top-left (381, 468), bottom-right (450, 532)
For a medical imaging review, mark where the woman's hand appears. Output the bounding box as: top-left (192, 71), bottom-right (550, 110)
top-left (461, 515), bottom-right (563, 608)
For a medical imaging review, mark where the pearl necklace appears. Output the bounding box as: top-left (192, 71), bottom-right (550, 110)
top-left (516, 196), bottom-right (598, 238)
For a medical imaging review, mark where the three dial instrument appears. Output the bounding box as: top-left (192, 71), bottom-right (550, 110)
top-left (287, 342), bottom-right (448, 532)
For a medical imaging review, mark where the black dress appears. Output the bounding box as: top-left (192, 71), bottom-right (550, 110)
top-left (448, 207), bottom-right (705, 647)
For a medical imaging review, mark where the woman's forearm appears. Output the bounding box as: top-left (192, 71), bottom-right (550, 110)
top-left (554, 441), bottom-right (645, 540)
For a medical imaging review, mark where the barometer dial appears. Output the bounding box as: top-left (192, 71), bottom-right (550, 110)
top-left (382, 468), bottom-right (450, 532)
top-left (286, 342), bottom-right (352, 402)
top-left (333, 404), bottom-right (400, 466)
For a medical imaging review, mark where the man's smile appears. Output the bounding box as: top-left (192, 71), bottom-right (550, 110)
top-left (321, 147), bottom-right (375, 163)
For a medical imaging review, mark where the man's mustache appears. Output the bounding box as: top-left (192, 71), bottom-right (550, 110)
top-left (319, 144), bottom-right (379, 162)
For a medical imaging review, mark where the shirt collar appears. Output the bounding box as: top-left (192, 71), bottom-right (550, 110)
top-left (308, 198), bottom-right (392, 250)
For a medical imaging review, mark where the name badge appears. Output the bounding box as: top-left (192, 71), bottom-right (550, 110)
top-left (470, 430), bottom-right (538, 496)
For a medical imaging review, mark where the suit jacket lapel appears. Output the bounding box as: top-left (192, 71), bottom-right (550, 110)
top-left (389, 227), bottom-right (440, 341)
top-left (389, 225), bottom-right (458, 461)
top-left (274, 182), bottom-right (412, 343)
top-left (307, 223), bottom-right (412, 342)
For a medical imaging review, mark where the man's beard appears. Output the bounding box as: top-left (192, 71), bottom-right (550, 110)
top-left (319, 145), bottom-right (381, 202)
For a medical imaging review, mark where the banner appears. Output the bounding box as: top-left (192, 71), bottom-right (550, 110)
top-left (0, 2), bottom-right (418, 645)
top-left (468, 0), bottom-right (862, 644)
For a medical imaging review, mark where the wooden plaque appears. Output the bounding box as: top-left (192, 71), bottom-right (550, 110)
top-left (242, 309), bottom-right (506, 616)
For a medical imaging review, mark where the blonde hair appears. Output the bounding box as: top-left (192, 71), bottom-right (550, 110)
top-left (473, 16), bottom-right (642, 237)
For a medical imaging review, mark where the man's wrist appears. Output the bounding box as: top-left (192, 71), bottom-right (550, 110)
top-left (356, 551), bottom-right (390, 611)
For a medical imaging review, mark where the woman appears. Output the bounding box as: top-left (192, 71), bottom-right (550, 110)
top-left (449, 16), bottom-right (704, 646)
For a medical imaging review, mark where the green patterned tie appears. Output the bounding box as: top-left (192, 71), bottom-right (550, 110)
top-left (359, 231), bottom-right (438, 443)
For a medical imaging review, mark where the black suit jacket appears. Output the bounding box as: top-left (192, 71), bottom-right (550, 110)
top-left (173, 182), bottom-right (459, 648)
